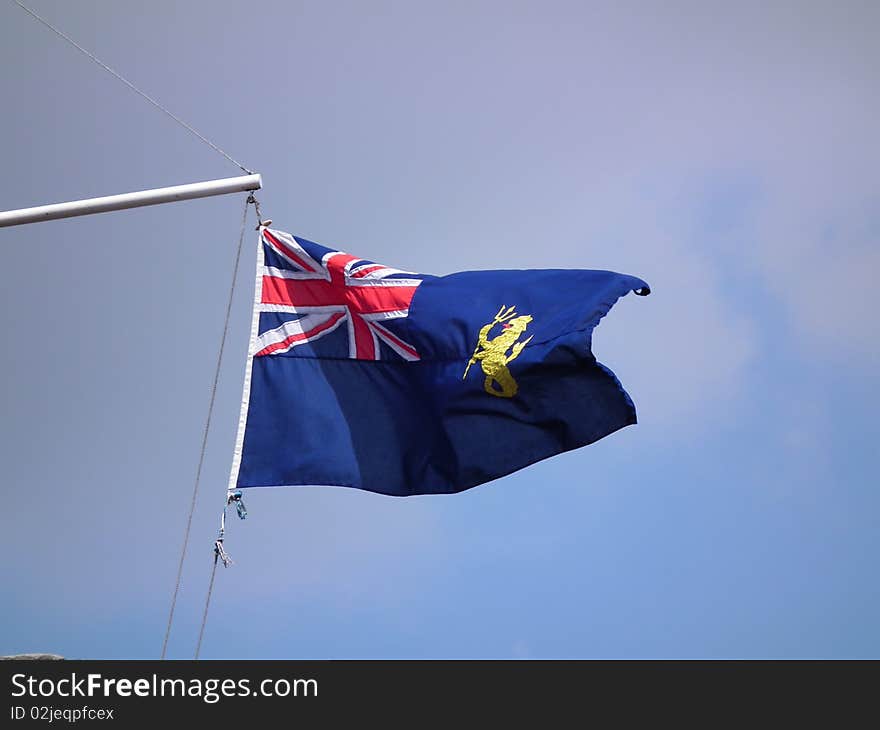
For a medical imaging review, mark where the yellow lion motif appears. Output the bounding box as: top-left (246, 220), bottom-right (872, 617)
top-left (463, 305), bottom-right (534, 398)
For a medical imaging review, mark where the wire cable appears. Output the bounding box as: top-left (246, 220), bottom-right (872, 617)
top-left (11, 0), bottom-right (253, 174)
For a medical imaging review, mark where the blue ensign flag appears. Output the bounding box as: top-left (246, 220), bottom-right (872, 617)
top-left (228, 227), bottom-right (650, 496)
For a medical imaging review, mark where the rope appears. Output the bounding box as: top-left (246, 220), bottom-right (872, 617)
top-left (161, 195), bottom-right (251, 659)
top-left (194, 551), bottom-right (220, 659)
top-left (11, 0), bottom-right (253, 174)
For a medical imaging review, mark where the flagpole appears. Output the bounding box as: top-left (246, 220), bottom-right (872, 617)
top-left (0, 173), bottom-right (262, 228)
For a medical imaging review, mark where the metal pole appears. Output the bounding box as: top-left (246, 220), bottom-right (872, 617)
top-left (0, 174), bottom-right (262, 228)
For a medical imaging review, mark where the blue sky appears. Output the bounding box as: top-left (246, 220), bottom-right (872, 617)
top-left (1, 0), bottom-right (877, 658)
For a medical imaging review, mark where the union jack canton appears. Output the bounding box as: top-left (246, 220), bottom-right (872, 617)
top-left (254, 228), bottom-right (423, 361)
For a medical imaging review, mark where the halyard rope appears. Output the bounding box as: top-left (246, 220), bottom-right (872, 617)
top-left (194, 550), bottom-right (220, 659)
top-left (11, 0), bottom-right (254, 174)
top-left (161, 195), bottom-right (251, 659)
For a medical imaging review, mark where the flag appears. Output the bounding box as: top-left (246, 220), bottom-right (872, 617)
top-left (228, 226), bottom-right (649, 497)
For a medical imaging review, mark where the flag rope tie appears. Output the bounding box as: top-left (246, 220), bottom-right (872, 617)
top-left (11, 0), bottom-right (254, 175)
top-left (160, 195), bottom-right (251, 659)
top-left (248, 193), bottom-right (271, 229)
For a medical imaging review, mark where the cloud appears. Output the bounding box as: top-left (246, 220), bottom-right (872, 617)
top-left (746, 182), bottom-right (878, 366)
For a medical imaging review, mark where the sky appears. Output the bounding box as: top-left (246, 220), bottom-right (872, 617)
top-left (0, 0), bottom-right (877, 659)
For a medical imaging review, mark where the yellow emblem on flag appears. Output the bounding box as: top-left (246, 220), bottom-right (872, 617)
top-left (463, 305), bottom-right (534, 398)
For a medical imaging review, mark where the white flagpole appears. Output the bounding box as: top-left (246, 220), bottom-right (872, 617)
top-left (0, 173), bottom-right (262, 228)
